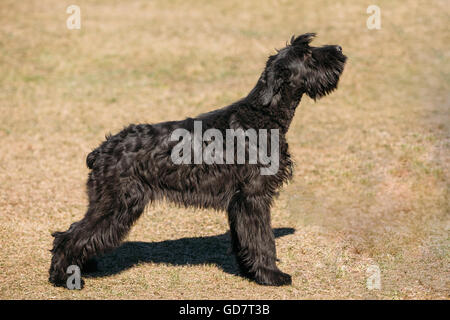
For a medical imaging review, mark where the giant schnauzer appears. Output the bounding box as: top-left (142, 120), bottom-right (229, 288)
top-left (49, 33), bottom-right (346, 288)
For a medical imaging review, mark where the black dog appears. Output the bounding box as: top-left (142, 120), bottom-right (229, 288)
top-left (49, 33), bottom-right (346, 288)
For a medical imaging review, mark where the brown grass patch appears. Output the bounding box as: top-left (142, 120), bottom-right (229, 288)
top-left (0, 0), bottom-right (448, 299)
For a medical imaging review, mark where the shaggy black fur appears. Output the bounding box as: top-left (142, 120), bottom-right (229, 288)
top-left (49, 33), bottom-right (346, 288)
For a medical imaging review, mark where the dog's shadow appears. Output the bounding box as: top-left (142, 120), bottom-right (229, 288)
top-left (85, 227), bottom-right (295, 279)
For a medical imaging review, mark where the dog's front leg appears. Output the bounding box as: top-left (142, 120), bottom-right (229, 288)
top-left (227, 191), bottom-right (292, 286)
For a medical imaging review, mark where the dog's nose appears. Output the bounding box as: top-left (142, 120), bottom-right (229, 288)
top-left (336, 45), bottom-right (342, 52)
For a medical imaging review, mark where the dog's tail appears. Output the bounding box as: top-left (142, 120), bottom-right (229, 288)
top-left (86, 149), bottom-right (99, 169)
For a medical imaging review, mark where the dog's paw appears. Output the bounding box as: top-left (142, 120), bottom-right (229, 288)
top-left (254, 268), bottom-right (292, 286)
top-left (51, 278), bottom-right (85, 290)
top-left (49, 273), bottom-right (85, 290)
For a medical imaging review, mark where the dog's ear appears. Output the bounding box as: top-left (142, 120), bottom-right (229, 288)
top-left (260, 55), bottom-right (277, 105)
top-left (260, 68), bottom-right (274, 105)
top-left (290, 33), bottom-right (316, 47)
top-left (260, 65), bottom-right (285, 105)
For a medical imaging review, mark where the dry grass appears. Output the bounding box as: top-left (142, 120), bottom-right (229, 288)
top-left (0, 0), bottom-right (448, 299)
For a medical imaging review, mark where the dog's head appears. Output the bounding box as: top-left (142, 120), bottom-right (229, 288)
top-left (260, 33), bottom-right (347, 103)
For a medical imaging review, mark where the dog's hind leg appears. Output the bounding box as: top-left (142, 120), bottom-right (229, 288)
top-left (227, 191), bottom-right (292, 286)
top-left (49, 176), bottom-right (150, 288)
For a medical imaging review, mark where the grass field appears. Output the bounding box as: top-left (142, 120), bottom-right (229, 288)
top-left (0, 0), bottom-right (448, 299)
